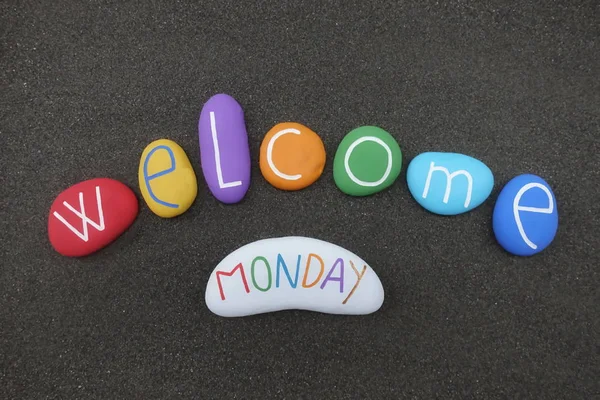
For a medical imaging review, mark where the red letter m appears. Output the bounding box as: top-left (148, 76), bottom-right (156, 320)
top-left (216, 263), bottom-right (250, 301)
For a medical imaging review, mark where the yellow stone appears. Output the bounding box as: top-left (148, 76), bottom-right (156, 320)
top-left (138, 139), bottom-right (197, 218)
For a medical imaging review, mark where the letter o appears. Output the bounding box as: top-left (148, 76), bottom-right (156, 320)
top-left (250, 256), bottom-right (272, 292)
top-left (343, 136), bottom-right (393, 187)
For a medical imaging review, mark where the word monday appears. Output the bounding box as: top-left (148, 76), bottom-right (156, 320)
top-left (204, 237), bottom-right (385, 317)
top-left (215, 253), bottom-right (367, 304)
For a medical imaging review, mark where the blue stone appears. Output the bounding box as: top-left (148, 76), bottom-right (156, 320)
top-left (406, 152), bottom-right (494, 215)
top-left (493, 174), bottom-right (558, 256)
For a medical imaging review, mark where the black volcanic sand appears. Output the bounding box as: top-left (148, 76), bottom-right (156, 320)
top-left (2, 1), bottom-right (599, 398)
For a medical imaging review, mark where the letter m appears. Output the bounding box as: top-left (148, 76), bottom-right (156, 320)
top-left (422, 161), bottom-right (473, 208)
top-left (53, 186), bottom-right (105, 242)
top-left (216, 263), bottom-right (250, 300)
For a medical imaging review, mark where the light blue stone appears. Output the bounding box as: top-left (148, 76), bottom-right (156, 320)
top-left (406, 152), bottom-right (494, 215)
top-left (493, 174), bottom-right (558, 256)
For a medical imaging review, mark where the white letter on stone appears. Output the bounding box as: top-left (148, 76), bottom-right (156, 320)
top-left (210, 111), bottom-right (242, 189)
top-left (512, 183), bottom-right (554, 250)
top-left (422, 162), bottom-right (473, 208)
top-left (344, 136), bottom-right (392, 187)
top-left (53, 186), bottom-right (105, 242)
top-left (266, 128), bottom-right (302, 181)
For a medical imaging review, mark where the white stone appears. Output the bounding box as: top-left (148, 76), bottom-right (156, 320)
top-left (204, 236), bottom-right (385, 317)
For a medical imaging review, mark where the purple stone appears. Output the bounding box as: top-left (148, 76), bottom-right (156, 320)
top-left (198, 93), bottom-right (251, 204)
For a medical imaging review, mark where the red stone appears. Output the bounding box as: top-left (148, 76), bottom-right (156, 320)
top-left (48, 178), bottom-right (138, 257)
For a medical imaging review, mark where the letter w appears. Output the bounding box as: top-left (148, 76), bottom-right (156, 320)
top-left (422, 161), bottom-right (473, 208)
top-left (53, 186), bottom-right (105, 242)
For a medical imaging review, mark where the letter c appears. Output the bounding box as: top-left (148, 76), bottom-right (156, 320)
top-left (266, 128), bottom-right (303, 181)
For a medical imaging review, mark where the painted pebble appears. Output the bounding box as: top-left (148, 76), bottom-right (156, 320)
top-left (406, 152), bottom-right (494, 215)
top-left (198, 93), bottom-right (251, 204)
top-left (493, 174), bottom-right (558, 256)
top-left (205, 236), bottom-right (384, 317)
top-left (333, 126), bottom-right (402, 196)
top-left (48, 178), bottom-right (138, 257)
top-left (259, 122), bottom-right (326, 191)
top-left (138, 139), bottom-right (197, 218)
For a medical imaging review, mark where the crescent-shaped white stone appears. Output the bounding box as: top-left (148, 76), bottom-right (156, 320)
top-left (204, 236), bottom-right (385, 317)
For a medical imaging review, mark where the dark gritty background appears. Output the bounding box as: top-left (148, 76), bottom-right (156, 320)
top-left (1, 1), bottom-right (599, 399)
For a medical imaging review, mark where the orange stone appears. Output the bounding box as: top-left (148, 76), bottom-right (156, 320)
top-left (259, 122), bottom-right (326, 191)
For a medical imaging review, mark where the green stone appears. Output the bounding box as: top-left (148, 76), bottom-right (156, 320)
top-left (333, 126), bottom-right (402, 196)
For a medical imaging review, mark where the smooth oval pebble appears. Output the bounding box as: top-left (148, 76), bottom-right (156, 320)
top-left (138, 138), bottom-right (197, 218)
top-left (259, 122), bottom-right (326, 191)
top-left (406, 152), bottom-right (494, 215)
top-left (198, 93), bottom-right (251, 204)
top-left (333, 126), bottom-right (402, 196)
top-left (48, 178), bottom-right (138, 257)
top-left (493, 174), bottom-right (558, 256)
top-left (205, 236), bottom-right (384, 317)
